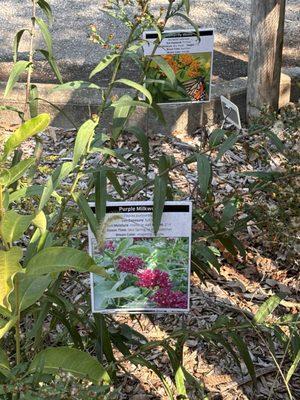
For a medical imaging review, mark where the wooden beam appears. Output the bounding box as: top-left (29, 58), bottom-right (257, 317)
top-left (247, 0), bottom-right (286, 118)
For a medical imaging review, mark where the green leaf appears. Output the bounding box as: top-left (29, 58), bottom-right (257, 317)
top-left (13, 29), bottom-right (28, 63)
top-left (0, 317), bottom-right (18, 339)
top-left (9, 185), bottom-right (43, 203)
top-left (216, 133), bottom-right (239, 161)
top-left (37, 0), bottom-right (53, 24)
top-left (253, 293), bottom-right (286, 324)
top-left (229, 332), bottom-right (256, 384)
top-left (73, 118), bottom-right (98, 168)
top-left (4, 61), bottom-right (31, 98)
top-left (72, 192), bottom-right (98, 236)
top-left (32, 211), bottom-right (47, 233)
top-left (36, 17), bottom-right (52, 54)
top-left (37, 49), bottom-right (63, 83)
top-left (3, 114), bottom-right (51, 158)
top-left (29, 347), bottom-right (110, 384)
top-left (195, 243), bottom-right (220, 271)
top-left (39, 161), bottom-right (73, 210)
top-left (89, 54), bottom-right (119, 78)
top-left (209, 128), bottom-right (226, 147)
top-left (94, 169), bottom-right (107, 223)
top-left (153, 175), bottom-right (167, 236)
top-left (29, 84), bottom-right (39, 118)
top-left (151, 57), bottom-right (176, 87)
top-left (0, 210), bottom-right (33, 243)
top-left (265, 130), bottom-right (285, 153)
top-left (126, 126), bottom-right (150, 173)
top-left (107, 171), bottom-right (124, 198)
top-left (197, 154), bottom-right (212, 197)
top-left (116, 78), bottom-right (152, 104)
top-left (0, 247), bottom-right (23, 309)
top-left (13, 274), bottom-right (52, 312)
top-left (52, 81), bottom-right (101, 91)
top-left (183, 0), bottom-right (190, 14)
top-left (26, 247), bottom-right (95, 276)
top-left (176, 13), bottom-right (199, 39)
top-left (0, 348), bottom-right (10, 377)
top-left (0, 158), bottom-right (35, 187)
top-left (221, 200), bottom-right (237, 224)
top-left (286, 349), bottom-right (300, 383)
top-left (112, 94), bottom-right (133, 141)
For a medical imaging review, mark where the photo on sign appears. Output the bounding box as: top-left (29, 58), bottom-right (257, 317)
top-left (89, 201), bottom-right (192, 313)
top-left (143, 29), bottom-right (214, 104)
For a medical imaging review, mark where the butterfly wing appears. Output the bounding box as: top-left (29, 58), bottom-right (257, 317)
top-left (183, 77), bottom-right (206, 101)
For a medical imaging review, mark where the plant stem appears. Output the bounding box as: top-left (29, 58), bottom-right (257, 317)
top-left (14, 274), bottom-right (21, 365)
top-left (25, 0), bottom-right (37, 115)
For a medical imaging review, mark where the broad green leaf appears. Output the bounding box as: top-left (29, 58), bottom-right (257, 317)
top-left (111, 99), bottom-right (152, 109)
top-left (12, 274), bottom-right (52, 312)
top-left (112, 95), bottom-right (134, 141)
top-left (229, 332), bottom-right (256, 384)
top-left (39, 161), bottom-right (73, 210)
top-left (151, 57), bottom-right (176, 87)
top-left (89, 54), bottom-right (119, 78)
top-left (52, 81), bottom-right (101, 92)
top-left (9, 185), bottom-right (43, 203)
top-left (94, 169), bottom-right (107, 223)
top-left (3, 114), bottom-right (50, 158)
top-left (4, 61), bottom-right (31, 98)
top-left (115, 238), bottom-right (134, 257)
top-left (37, 0), bottom-right (53, 24)
top-left (265, 130), bottom-right (285, 152)
top-left (36, 17), bottom-right (52, 54)
top-left (0, 157), bottom-right (35, 186)
top-left (0, 210), bottom-right (33, 243)
top-left (126, 126), bottom-right (150, 172)
top-left (37, 49), bottom-right (63, 83)
top-left (73, 118), bottom-right (98, 168)
top-left (72, 192), bottom-right (98, 236)
top-left (253, 294), bottom-right (286, 324)
top-left (116, 78), bottom-right (152, 104)
top-left (13, 29), bottom-right (28, 63)
top-left (0, 247), bottom-right (23, 309)
top-left (197, 154), bottom-right (212, 197)
top-left (0, 348), bottom-right (10, 377)
top-left (26, 247), bottom-right (95, 276)
top-left (32, 211), bottom-right (47, 233)
top-left (221, 200), bottom-right (237, 224)
top-left (286, 349), bottom-right (300, 383)
top-left (216, 133), bottom-right (239, 161)
top-left (29, 347), bottom-right (110, 384)
top-left (209, 128), bottom-right (225, 147)
top-left (29, 84), bottom-right (39, 118)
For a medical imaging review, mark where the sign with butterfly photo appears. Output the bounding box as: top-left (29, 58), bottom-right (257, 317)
top-left (143, 29), bottom-right (214, 104)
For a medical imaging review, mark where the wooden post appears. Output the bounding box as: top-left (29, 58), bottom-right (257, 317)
top-left (247, 0), bottom-right (286, 119)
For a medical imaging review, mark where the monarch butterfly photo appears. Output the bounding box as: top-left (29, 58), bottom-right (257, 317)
top-left (146, 52), bottom-right (212, 103)
top-left (182, 76), bottom-right (207, 102)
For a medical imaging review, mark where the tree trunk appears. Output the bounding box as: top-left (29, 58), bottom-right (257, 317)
top-left (247, 0), bottom-right (286, 119)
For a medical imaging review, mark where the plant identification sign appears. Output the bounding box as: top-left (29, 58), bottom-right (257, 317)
top-left (143, 29), bottom-right (214, 104)
top-left (89, 201), bottom-right (192, 313)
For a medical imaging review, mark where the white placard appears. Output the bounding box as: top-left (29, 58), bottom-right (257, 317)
top-left (220, 95), bottom-right (242, 130)
top-left (143, 29), bottom-right (214, 104)
top-left (89, 201), bottom-right (192, 314)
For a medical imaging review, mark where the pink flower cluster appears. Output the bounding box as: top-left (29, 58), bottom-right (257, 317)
top-left (150, 288), bottom-right (188, 309)
top-left (117, 256), bottom-right (145, 274)
top-left (136, 269), bottom-right (171, 289)
top-left (104, 240), bottom-right (116, 251)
